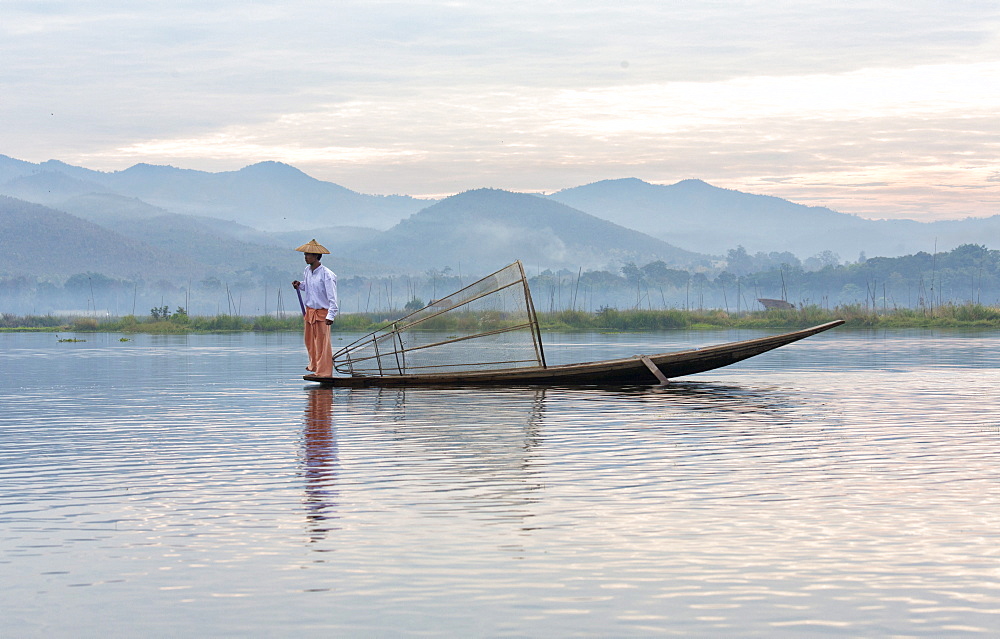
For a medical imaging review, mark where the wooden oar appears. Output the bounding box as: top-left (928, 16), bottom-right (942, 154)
top-left (296, 287), bottom-right (306, 316)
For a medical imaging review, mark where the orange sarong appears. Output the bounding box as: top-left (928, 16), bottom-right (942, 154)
top-left (304, 307), bottom-right (333, 377)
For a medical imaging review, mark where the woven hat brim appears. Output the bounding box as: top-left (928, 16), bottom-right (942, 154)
top-left (295, 239), bottom-right (330, 254)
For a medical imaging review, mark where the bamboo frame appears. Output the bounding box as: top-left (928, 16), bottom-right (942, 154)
top-left (333, 261), bottom-right (546, 377)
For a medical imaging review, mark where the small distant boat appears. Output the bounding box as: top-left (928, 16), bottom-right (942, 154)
top-left (305, 261), bottom-right (843, 387)
top-left (757, 298), bottom-right (795, 310)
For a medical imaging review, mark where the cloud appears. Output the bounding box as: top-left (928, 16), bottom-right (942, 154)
top-left (3, 1), bottom-right (1000, 221)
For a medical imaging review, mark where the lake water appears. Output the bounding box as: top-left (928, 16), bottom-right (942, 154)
top-left (1, 328), bottom-right (999, 636)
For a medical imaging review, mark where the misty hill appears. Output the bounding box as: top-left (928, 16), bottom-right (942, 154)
top-left (0, 156), bottom-right (111, 203)
top-left (5, 153), bottom-right (999, 272)
top-left (54, 191), bottom-right (379, 257)
top-left (56, 193), bottom-right (295, 274)
top-left (0, 169), bottom-right (109, 204)
top-left (0, 155), bottom-right (432, 232)
top-left (52, 193), bottom-right (384, 279)
top-left (345, 188), bottom-right (710, 273)
top-left (0, 186), bottom-right (711, 285)
top-left (547, 178), bottom-right (997, 259)
top-left (0, 195), bottom-right (207, 283)
top-left (0, 194), bottom-right (381, 286)
top-left (98, 162), bottom-right (430, 231)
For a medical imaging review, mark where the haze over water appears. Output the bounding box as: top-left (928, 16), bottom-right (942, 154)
top-left (2, 329), bottom-right (999, 636)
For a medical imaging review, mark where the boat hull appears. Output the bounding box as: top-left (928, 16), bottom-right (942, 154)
top-left (304, 320), bottom-right (844, 387)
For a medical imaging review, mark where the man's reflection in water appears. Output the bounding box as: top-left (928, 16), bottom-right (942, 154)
top-left (301, 386), bottom-right (339, 544)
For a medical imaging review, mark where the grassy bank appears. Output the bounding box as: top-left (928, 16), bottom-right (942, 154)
top-left (3, 303), bottom-right (999, 334)
top-left (0, 313), bottom-right (378, 334)
top-left (542, 303), bottom-right (1000, 330)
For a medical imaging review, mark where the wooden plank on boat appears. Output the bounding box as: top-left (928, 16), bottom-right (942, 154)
top-left (640, 355), bottom-right (669, 385)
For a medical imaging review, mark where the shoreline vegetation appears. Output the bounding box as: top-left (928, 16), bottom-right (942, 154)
top-left (2, 303), bottom-right (999, 334)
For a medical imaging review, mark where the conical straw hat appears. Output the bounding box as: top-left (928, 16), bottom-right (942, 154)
top-left (295, 239), bottom-right (330, 254)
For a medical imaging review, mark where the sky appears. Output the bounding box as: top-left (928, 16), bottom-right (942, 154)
top-left (3, 0), bottom-right (1000, 222)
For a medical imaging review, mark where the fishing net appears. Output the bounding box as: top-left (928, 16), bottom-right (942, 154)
top-left (333, 261), bottom-right (545, 376)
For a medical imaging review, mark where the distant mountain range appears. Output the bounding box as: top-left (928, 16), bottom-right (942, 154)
top-left (357, 188), bottom-right (703, 272)
top-left (0, 188), bottom-right (702, 282)
top-left (1, 153), bottom-right (997, 284)
top-left (547, 178), bottom-right (1000, 257)
top-left (0, 156), bottom-right (430, 231)
top-left (0, 195), bottom-right (207, 284)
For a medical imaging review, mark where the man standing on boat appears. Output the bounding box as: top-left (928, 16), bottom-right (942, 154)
top-left (292, 239), bottom-right (339, 377)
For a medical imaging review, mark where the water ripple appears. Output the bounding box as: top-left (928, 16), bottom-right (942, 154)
top-left (2, 329), bottom-right (999, 635)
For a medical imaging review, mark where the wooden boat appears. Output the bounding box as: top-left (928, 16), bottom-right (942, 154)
top-left (304, 261), bottom-right (844, 387)
top-left (757, 298), bottom-right (795, 310)
top-left (306, 320), bottom-right (844, 387)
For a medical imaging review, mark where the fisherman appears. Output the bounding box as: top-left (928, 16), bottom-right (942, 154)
top-left (292, 239), bottom-right (339, 377)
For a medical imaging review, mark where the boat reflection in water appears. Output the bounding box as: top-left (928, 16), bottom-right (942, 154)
top-left (298, 379), bottom-right (804, 544)
top-left (352, 386), bottom-right (546, 471)
top-left (304, 385), bottom-right (553, 540)
top-left (300, 387), bottom-right (340, 544)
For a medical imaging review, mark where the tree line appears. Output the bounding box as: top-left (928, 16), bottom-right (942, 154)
top-left (1, 244), bottom-right (997, 317)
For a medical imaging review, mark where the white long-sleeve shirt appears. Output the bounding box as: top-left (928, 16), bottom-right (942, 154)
top-left (300, 264), bottom-right (339, 321)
